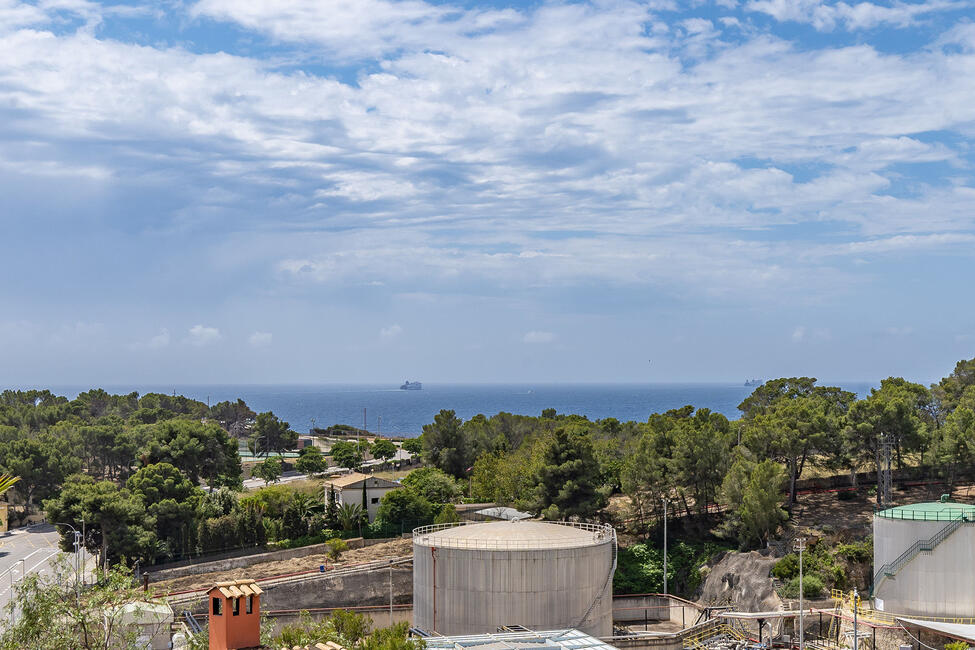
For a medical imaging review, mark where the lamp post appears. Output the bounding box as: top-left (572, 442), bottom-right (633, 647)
top-left (853, 588), bottom-right (859, 650)
top-left (55, 522), bottom-right (82, 587)
top-left (794, 537), bottom-right (806, 650)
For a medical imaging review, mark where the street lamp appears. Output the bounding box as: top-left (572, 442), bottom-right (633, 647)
top-left (54, 522), bottom-right (82, 587)
top-left (794, 537), bottom-right (806, 650)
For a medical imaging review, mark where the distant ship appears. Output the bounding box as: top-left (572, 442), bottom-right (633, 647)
top-left (400, 381), bottom-right (422, 391)
top-left (744, 379), bottom-right (764, 387)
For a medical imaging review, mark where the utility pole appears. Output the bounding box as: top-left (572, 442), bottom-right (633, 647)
top-left (389, 561), bottom-right (394, 625)
top-left (795, 537), bottom-right (806, 650)
top-left (662, 497), bottom-right (668, 597)
top-left (853, 588), bottom-right (859, 650)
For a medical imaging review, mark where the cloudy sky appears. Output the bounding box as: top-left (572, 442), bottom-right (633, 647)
top-left (1, 0), bottom-right (974, 385)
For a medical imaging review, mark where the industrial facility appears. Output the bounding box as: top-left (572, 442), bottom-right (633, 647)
top-left (873, 496), bottom-right (975, 618)
top-left (412, 521), bottom-right (617, 637)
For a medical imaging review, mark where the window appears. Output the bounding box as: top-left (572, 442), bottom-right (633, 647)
top-left (371, 497), bottom-right (379, 504)
top-left (246, 595), bottom-right (254, 614)
top-left (212, 597), bottom-right (222, 615)
top-left (232, 597), bottom-right (240, 616)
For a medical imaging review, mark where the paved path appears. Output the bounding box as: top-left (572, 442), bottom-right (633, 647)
top-left (0, 524), bottom-right (66, 623)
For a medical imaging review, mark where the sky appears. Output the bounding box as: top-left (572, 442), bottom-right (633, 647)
top-left (1, 0), bottom-right (974, 386)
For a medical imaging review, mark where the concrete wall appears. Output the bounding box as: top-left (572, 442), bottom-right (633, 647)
top-left (612, 595), bottom-right (698, 629)
top-left (149, 537), bottom-right (398, 582)
top-left (874, 515), bottom-right (975, 617)
top-left (185, 564), bottom-right (414, 616)
top-left (413, 540), bottom-right (615, 638)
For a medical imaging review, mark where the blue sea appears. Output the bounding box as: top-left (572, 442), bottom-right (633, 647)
top-left (44, 382), bottom-right (876, 437)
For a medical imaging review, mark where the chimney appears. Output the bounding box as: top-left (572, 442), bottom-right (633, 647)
top-left (207, 579), bottom-right (262, 650)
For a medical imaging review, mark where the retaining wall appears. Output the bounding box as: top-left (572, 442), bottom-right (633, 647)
top-left (148, 537), bottom-right (397, 581)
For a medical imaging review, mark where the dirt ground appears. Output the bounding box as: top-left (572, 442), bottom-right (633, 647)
top-left (789, 481), bottom-right (975, 537)
top-left (151, 536), bottom-right (413, 594)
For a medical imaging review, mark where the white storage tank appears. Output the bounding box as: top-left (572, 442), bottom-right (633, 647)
top-left (413, 521), bottom-right (617, 637)
top-left (873, 498), bottom-right (975, 617)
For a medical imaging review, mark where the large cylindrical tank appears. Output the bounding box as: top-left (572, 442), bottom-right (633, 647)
top-left (413, 521), bottom-right (617, 637)
top-left (873, 501), bottom-right (975, 617)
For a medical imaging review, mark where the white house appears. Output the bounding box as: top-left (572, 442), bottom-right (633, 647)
top-left (323, 472), bottom-right (402, 522)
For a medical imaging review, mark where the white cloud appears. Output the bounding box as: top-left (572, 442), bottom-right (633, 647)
top-left (792, 326), bottom-right (807, 342)
top-left (379, 324), bottom-right (403, 341)
top-left (523, 330), bottom-right (555, 344)
top-left (148, 328), bottom-right (170, 349)
top-left (744, 0), bottom-right (971, 31)
top-left (187, 325), bottom-right (221, 346)
top-left (249, 331), bottom-right (272, 347)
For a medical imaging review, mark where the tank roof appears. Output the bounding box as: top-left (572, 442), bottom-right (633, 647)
top-left (413, 521), bottom-right (614, 550)
top-left (876, 502), bottom-right (975, 521)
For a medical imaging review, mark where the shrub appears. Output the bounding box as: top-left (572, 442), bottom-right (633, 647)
top-left (327, 537), bottom-right (348, 562)
top-left (772, 554), bottom-right (799, 581)
top-left (781, 574), bottom-right (824, 599)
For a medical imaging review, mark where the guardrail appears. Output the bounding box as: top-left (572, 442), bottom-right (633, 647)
top-left (412, 521), bottom-right (616, 550)
top-left (876, 507), bottom-right (975, 521)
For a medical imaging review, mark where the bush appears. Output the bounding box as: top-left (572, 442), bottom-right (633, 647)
top-left (327, 537), bottom-right (348, 562)
top-left (772, 554), bottom-right (799, 581)
top-left (944, 642), bottom-right (970, 650)
top-left (377, 489), bottom-right (433, 527)
top-left (837, 539), bottom-right (872, 563)
top-left (782, 574), bottom-right (824, 599)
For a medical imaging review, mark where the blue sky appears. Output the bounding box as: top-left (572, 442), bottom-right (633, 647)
top-left (1, 0), bottom-right (974, 385)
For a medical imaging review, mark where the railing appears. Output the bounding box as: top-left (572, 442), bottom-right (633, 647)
top-left (873, 517), bottom-right (971, 593)
top-left (681, 621), bottom-right (745, 649)
top-left (876, 507), bottom-right (975, 521)
top-left (412, 520), bottom-right (616, 550)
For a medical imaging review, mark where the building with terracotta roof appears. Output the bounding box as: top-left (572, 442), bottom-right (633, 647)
top-left (322, 472), bottom-right (402, 522)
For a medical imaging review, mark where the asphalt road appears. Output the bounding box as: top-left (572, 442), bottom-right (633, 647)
top-left (0, 524), bottom-right (65, 623)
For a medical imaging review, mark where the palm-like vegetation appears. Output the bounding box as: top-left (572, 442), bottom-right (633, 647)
top-left (0, 473), bottom-right (20, 499)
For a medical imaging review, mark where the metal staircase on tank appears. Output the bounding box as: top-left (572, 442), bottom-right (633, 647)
top-left (872, 515), bottom-right (972, 595)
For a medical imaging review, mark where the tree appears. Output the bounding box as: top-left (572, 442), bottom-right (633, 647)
top-left (401, 437), bottom-right (423, 456)
top-left (44, 474), bottom-right (151, 567)
top-left (932, 357), bottom-right (975, 418)
top-left (371, 439), bottom-right (397, 464)
top-left (0, 556), bottom-right (170, 650)
top-left (0, 473), bottom-right (19, 499)
top-left (141, 419), bottom-right (241, 488)
top-left (434, 503), bottom-right (460, 524)
top-left (720, 453), bottom-right (788, 548)
top-left (253, 457), bottom-right (283, 485)
top-left (337, 503), bottom-right (363, 532)
top-left (209, 398), bottom-right (256, 437)
top-left (844, 378), bottom-right (930, 497)
top-left (249, 412), bottom-right (298, 457)
top-left (534, 428), bottom-right (606, 520)
top-left (0, 432), bottom-right (82, 509)
top-left (741, 379), bottom-right (854, 508)
top-left (929, 407), bottom-right (975, 488)
top-left (401, 467), bottom-right (461, 504)
top-left (330, 441), bottom-right (363, 471)
top-left (126, 463), bottom-right (203, 562)
top-left (422, 410), bottom-right (472, 478)
top-left (295, 447), bottom-right (327, 474)
top-left (377, 489), bottom-right (433, 527)
top-left (325, 484), bottom-right (340, 529)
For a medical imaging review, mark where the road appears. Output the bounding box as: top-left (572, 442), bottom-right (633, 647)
top-left (0, 524), bottom-right (65, 623)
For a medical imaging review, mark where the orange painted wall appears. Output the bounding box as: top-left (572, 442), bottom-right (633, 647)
top-left (208, 592), bottom-right (261, 650)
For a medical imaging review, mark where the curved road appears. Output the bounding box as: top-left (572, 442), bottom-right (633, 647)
top-left (0, 524), bottom-right (66, 625)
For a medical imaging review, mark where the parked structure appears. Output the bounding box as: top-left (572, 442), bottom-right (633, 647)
top-left (322, 472), bottom-right (402, 522)
top-left (873, 496), bottom-right (975, 617)
top-left (413, 521), bottom-right (617, 637)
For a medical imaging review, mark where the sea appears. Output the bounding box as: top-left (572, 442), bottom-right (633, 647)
top-left (44, 382), bottom-right (877, 437)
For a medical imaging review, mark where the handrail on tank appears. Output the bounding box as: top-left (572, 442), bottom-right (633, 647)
top-left (876, 506), bottom-right (975, 521)
top-left (411, 520), bottom-right (616, 550)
